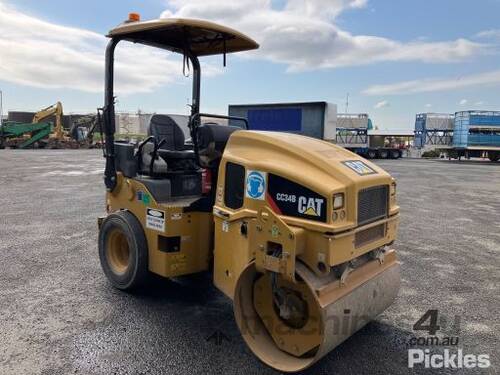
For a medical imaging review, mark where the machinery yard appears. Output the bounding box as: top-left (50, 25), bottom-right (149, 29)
top-left (0, 149), bottom-right (498, 374)
top-left (1, 2), bottom-right (499, 374)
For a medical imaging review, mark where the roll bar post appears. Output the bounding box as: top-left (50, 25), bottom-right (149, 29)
top-left (102, 39), bottom-right (204, 189)
top-left (103, 38), bottom-right (119, 191)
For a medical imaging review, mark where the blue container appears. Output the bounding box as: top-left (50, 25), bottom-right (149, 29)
top-left (415, 114), bottom-right (426, 132)
top-left (228, 102), bottom-right (328, 139)
top-left (247, 108), bottom-right (302, 131)
top-left (453, 111), bottom-right (500, 148)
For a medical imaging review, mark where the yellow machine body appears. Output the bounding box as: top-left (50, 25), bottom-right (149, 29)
top-left (104, 174), bottom-right (213, 277)
top-left (103, 130), bottom-right (400, 372)
top-left (212, 131), bottom-right (398, 296)
top-left (99, 16), bottom-right (400, 373)
top-left (105, 131), bottom-right (398, 279)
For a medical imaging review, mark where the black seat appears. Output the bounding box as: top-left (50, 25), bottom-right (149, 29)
top-left (148, 114), bottom-right (189, 151)
top-left (148, 114), bottom-right (197, 170)
top-left (197, 123), bottom-right (241, 167)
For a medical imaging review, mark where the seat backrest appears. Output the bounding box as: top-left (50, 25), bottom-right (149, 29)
top-left (197, 123), bottom-right (241, 167)
top-left (148, 114), bottom-right (186, 150)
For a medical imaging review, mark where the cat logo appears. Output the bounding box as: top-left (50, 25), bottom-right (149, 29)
top-left (298, 196), bottom-right (324, 217)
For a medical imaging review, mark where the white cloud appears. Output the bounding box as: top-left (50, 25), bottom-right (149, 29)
top-left (374, 100), bottom-right (389, 109)
top-left (0, 0), bottom-right (492, 94)
top-left (459, 99), bottom-right (468, 106)
top-left (0, 1), bottom-right (219, 93)
top-left (362, 69), bottom-right (500, 95)
top-left (425, 103), bottom-right (432, 108)
top-left (475, 29), bottom-right (500, 39)
top-left (162, 0), bottom-right (487, 72)
top-left (474, 101), bottom-right (485, 106)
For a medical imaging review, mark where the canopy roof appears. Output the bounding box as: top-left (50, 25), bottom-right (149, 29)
top-left (108, 17), bottom-right (259, 56)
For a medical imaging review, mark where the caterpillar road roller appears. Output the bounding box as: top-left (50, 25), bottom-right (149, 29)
top-left (98, 14), bottom-right (401, 372)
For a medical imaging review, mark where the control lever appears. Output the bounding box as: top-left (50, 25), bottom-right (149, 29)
top-left (137, 136), bottom-right (156, 174)
top-left (149, 138), bottom-right (166, 176)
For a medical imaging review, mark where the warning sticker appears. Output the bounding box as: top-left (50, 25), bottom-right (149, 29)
top-left (146, 208), bottom-right (165, 232)
top-left (342, 160), bottom-right (377, 176)
top-left (246, 170), bottom-right (266, 200)
top-left (137, 190), bottom-right (151, 205)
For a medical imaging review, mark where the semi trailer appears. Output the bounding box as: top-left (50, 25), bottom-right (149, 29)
top-left (414, 111), bottom-right (500, 162)
top-left (453, 110), bottom-right (500, 162)
top-left (336, 113), bottom-right (404, 159)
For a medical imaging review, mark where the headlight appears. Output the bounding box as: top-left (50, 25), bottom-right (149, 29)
top-left (333, 193), bottom-right (344, 209)
top-left (390, 180), bottom-right (397, 196)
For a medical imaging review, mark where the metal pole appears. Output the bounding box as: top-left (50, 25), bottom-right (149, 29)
top-left (103, 38), bottom-right (119, 191)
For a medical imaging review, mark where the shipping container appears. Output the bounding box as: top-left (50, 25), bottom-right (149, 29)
top-left (451, 111), bottom-right (500, 161)
top-left (228, 102), bottom-right (337, 140)
top-left (414, 113), bottom-right (454, 149)
top-left (336, 113), bottom-right (407, 159)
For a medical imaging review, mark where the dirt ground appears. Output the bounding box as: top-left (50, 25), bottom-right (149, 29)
top-left (0, 149), bottom-right (498, 374)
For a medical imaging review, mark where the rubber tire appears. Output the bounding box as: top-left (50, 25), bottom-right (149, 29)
top-left (367, 150), bottom-right (377, 159)
top-left (390, 149), bottom-right (400, 159)
top-left (379, 149), bottom-right (389, 159)
top-left (488, 152), bottom-right (499, 162)
top-left (99, 210), bottom-right (149, 290)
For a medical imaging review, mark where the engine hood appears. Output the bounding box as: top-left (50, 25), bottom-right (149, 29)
top-left (224, 131), bottom-right (392, 192)
top-left (220, 130), bottom-right (397, 231)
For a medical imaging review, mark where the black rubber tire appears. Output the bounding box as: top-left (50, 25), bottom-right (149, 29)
top-left (488, 152), bottom-right (499, 162)
top-left (367, 150), bottom-right (377, 159)
top-left (390, 149), bottom-right (400, 159)
top-left (379, 149), bottom-right (389, 159)
top-left (98, 210), bottom-right (150, 290)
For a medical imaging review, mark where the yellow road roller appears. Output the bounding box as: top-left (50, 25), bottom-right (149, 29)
top-left (98, 14), bottom-right (400, 372)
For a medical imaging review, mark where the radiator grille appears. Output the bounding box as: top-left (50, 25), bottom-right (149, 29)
top-left (355, 224), bottom-right (386, 248)
top-left (357, 185), bottom-right (388, 225)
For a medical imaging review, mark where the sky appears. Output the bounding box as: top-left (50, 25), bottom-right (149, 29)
top-left (0, 0), bottom-right (500, 129)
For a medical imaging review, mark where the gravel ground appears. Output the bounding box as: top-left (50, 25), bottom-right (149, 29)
top-left (0, 149), bottom-right (498, 375)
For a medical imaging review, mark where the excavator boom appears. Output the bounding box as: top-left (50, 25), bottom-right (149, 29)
top-left (33, 102), bottom-right (64, 140)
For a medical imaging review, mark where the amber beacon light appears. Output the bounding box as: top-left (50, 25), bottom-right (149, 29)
top-left (128, 12), bottom-right (140, 22)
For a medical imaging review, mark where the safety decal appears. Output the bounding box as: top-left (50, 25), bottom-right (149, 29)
top-left (137, 191), bottom-right (151, 205)
top-left (146, 208), bottom-right (165, 232)
top-left (342, 160), bottom-right (377, 176)
top-left (245, 170), bottom-right (267, 200)
top-left (267, 174), bottom-right (327, 222)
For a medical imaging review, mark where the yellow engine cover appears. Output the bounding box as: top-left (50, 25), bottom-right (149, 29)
top-left (213, 130), bottom-right (399, 298)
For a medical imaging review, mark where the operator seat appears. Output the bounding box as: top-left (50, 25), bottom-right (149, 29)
top-left (148, 114), bottom-right (197, 170)
top-left (197, 123), bottom-right (241, 168)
